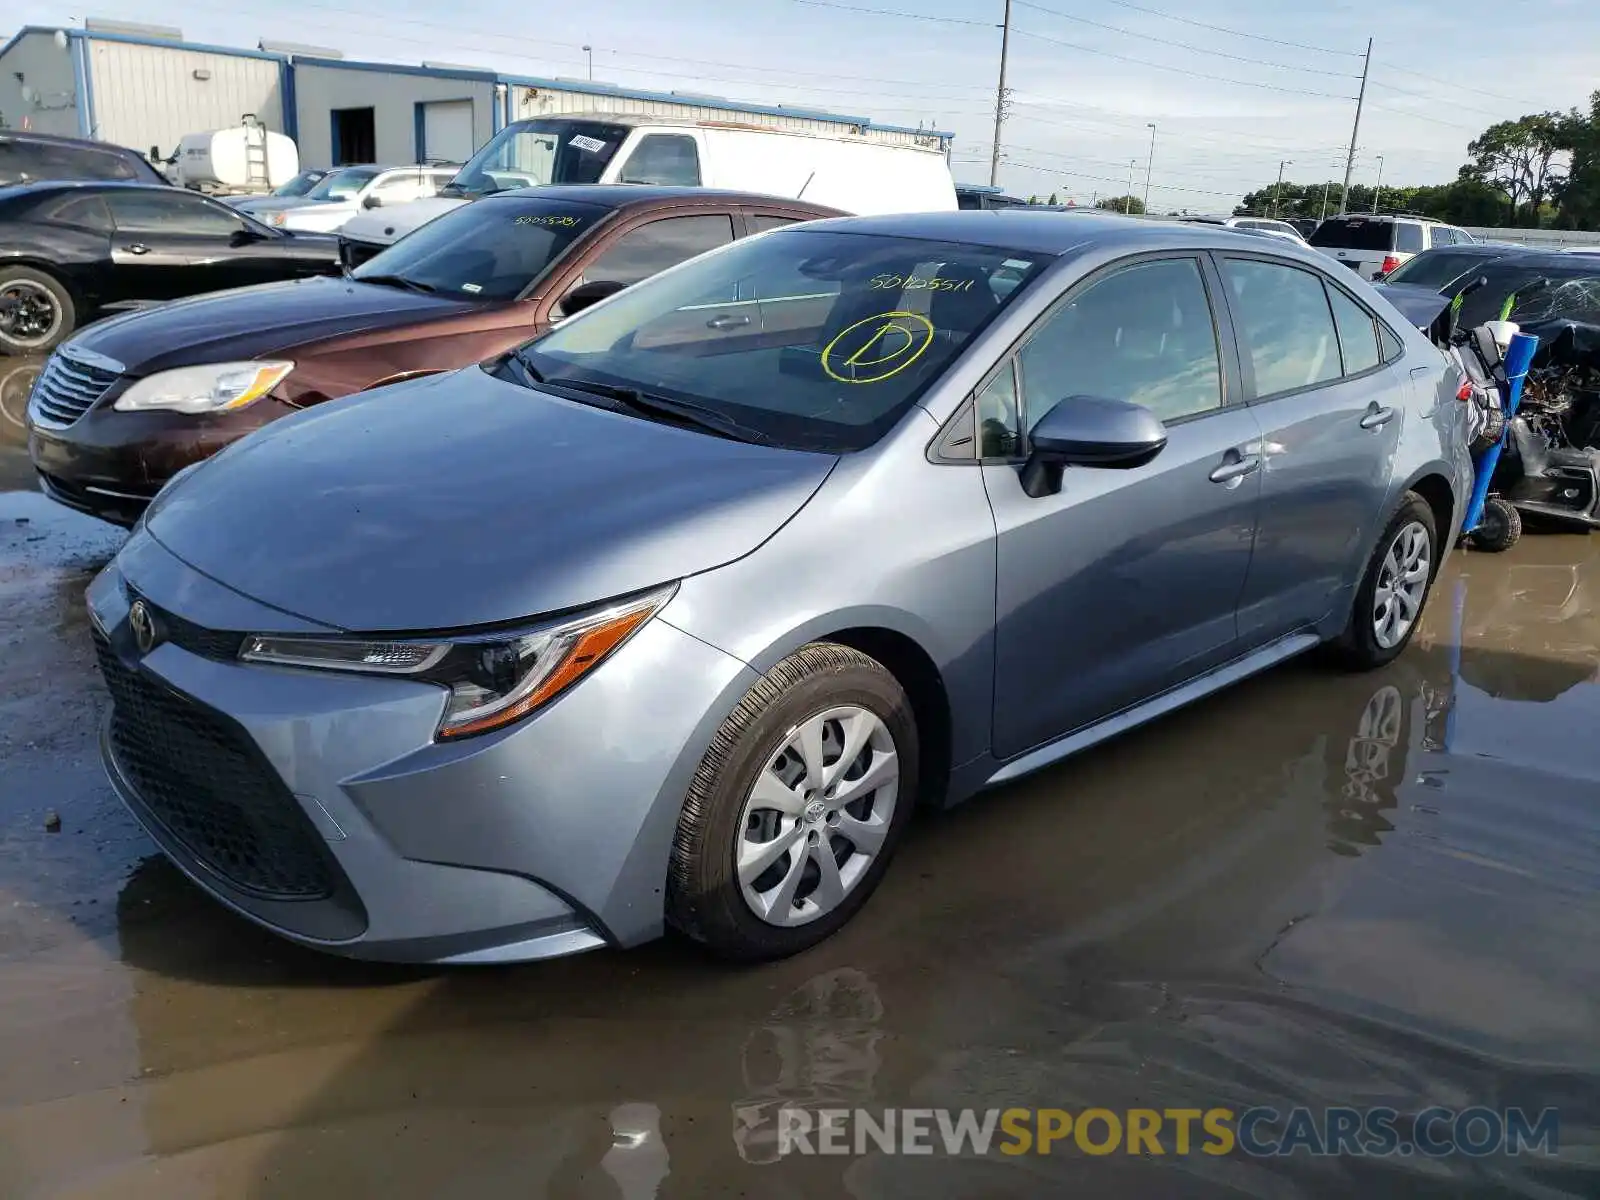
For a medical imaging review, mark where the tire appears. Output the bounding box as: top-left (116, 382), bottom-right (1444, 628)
top-left (0, 267), bottom-right (76, 355)
top-left (1470, 496), bottom-right (1521, 553)
top-left (1327, 492), bottom-right (1440, 671)
top-left (667, 642), bottom-right (919, 962)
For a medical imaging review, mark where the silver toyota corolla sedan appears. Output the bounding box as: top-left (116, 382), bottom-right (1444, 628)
top-left (85, 211), bottom-right (1472, 964)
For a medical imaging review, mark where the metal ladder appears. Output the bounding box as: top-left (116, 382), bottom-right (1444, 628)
top-left (241, 114), bottom-right (270, 190)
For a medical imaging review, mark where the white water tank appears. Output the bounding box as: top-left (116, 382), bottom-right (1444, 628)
top-left (174, 125), bottom-right (300, 191)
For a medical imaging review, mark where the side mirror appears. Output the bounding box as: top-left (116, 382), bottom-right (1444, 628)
top-left (560, 279), bottom-right (625, 316)
top-left (229, 227), bottom-right (265, 246)
top-left (362, 194), bottom-right (383, 209)
top-left (1019, 395), bottom-right (1168, 498)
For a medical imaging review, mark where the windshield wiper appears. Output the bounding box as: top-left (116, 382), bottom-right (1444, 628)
top-left (552, 379), bottom-right (770, 445)
top-left (356, 274), bottom-right (437, 295)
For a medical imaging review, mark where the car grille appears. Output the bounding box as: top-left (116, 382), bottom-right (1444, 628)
top-left (27, 352), bottom-right (121, 429)
top-left (125, 588), bottom-right (244, 662)
top-left (94, 630), bottom-right (336, 901)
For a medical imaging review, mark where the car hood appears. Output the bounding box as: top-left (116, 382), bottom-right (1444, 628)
top-left (1373, 281), bottom-right (1453, 332)
top-left (250, 196), bottom-right (339, 215)
top-left (64, 276), bottom-right (479, 373)
top-left (144, 369), bottom-right (838, 631)
top-left (341, 195), bottom-right (468, 245)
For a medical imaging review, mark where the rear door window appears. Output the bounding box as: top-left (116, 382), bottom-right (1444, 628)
top-left (579, 213), bottom-right (735, 287)
top-left (1309, 217), bottom-right (1396, 251)
top-left (1326, 285), bottom-right (1382, 375)
top-left (749, 214), bottom-right (803, 233)
top-left (1222, 258), bottom-right (1341, 397)
top-left (1395, 223), bottom-right (1425, 253)
top-left (618, 135), bottom-right (702, 186)
top-left (1429, 227), bottom-right (1456, 248)
top-left (40, 192), bottom-right (113, 231)
top-left (0, 138), bottom-right (142, 185)
top-left (107, 190), bottom-right (245, 237)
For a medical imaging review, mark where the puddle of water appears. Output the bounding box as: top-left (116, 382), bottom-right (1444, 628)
top-left (0, 498), bottom-right (1596, 1197)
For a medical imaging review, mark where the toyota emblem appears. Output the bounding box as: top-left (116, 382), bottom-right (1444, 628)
top-left (128, 600), bottom-right (160, 655)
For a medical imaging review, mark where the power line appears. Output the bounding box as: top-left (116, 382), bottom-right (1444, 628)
top-left (1371, 61), bottom-right (1551, 111)
top-left (1364, 104), bottom-right (1485, 135)
top-left (1368, 78), bottom-right (1521, 124)
top-left (1012, 0), bottom-right (1361, 78)
top-left (787, 0), bottom-right (996, 26)
top-left (1089, 0), bottom-right (1362, 57)
top-left (1012, 26), bottom-right (1357, 100)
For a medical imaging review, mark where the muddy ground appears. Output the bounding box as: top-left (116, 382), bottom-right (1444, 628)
top-left (0, 384), bottom-right (1597, 1196)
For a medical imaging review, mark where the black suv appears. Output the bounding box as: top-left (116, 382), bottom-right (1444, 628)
top-left (0, 131), bottom-right (168, 188)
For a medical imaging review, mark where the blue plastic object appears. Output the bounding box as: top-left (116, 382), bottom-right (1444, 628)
top-left (1461, 330), bottom-right (1539, 535)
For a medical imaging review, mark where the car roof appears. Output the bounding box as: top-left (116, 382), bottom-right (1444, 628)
top-left (477, 184), bottom-right (842, 213)
top-left (0, 179), bottom-right (180, 196)
top-left (784, 208), bottom-right (1330, 258)
top-left (0, 130), bottom-right (142, 153)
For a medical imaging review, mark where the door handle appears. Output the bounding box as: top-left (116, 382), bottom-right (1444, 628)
top-left (705, 313), bottom-right (751, 330)
top-left (126, 243), bottom-right (150, 255)
top-left (1360, 406), bottom-right (1396, 430)
top-left (1209, 453), bottom-right (1261, 484)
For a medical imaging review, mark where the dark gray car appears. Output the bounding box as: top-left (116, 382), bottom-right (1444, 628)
top-left (85, 211), bottom-right (1473, 964)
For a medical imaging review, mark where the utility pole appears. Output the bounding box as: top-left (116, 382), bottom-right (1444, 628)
top-left (1339, 37), bottom-right (1372, 216)
top-left (1125, 159), bottom-right (1135, 213)
top-left (582, 44), bottom-right (593, 80)
top-left (1143, 122), bottom-right (1156, 214)
top-left (1320, 178), bottom-right (1333, 221)
top-left (1272, 159), bottom-right (1291, 216)
top-left (1371, 154), bottom-right (1385, 213)
top-left (988, 0), bottom-right (1013, 187)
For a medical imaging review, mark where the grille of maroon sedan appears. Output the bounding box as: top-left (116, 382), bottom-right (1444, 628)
top-left (26, 353), bottom-right (121, 428)
top-left (93, 630), bottom-right (336, 901)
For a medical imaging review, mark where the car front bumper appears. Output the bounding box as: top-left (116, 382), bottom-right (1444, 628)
top-left (87, 530), bottom-right (758, 963)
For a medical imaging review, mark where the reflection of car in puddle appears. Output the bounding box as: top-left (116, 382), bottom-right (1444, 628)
top-left (1449, 539), bottom-right (1600, 702)
top-left (1327, 672), bottom-right (1451, 857)
top-left (731, 967), bottom-right (884, 1165)
top-left (0, 356), bottom-right (44, 451)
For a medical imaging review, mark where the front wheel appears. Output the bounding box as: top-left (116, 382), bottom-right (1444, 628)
top-left (0, 267), bottom-right (76, 355)
top-left (1328, 492), bottom-right (1439, 671)
top-left (667, 643), bottom-right (918, 961)
top-left (1469, 496), bottom-right (1521, 553)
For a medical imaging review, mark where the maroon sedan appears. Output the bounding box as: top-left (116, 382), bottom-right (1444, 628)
top-left (26, 185), bottom-right (840, 525)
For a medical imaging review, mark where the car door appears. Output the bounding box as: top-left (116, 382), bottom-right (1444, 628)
top-left (1217, 254), bottom-right (1406, 649)
top-left (982, 254), bottom-right (1265, 760)
top-left (104, 189), bottom-right (267, 298)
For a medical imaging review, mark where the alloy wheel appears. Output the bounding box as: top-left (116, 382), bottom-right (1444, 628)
top-left (1372, 520), bottom-right (1431, 650)
top-left (0, 280), bottom-right (62, 350)
top-left (736, 705), bottom-right (900, 927)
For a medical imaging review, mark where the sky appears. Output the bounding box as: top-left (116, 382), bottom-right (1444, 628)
top-left (8, 0), bottom-right (1599, 211)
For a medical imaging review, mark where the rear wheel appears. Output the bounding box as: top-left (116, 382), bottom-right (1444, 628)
top-left (0, 267), bottom-right (75, 355)
top-left (667, 643), bottom-right (918, 961)
top-left (1328, 493), bottom-right (1439, 671)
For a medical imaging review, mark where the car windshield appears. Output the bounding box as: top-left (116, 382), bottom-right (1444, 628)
top-left (273, 170), bottom-right (326, 197)
top-left (445, 120), bottom-right (630, 197)
top-left (1385, 250), bottom-right (1505, 290)
top-left (1454, 262), bottom-right (1600, 329)
top-left (351, 195), bottom-right (605, 301)
top-left (1309, 217), bottom-right (1396, 251)
top-left (305, 167), bottom-right (378, 201)
top-left (513, 228), bottom-right (1054, 453)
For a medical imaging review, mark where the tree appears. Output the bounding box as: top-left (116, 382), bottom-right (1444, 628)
top-left (1048, 191), bottom-right (1059, 205)
top-left (1555, 91), bottom-right (1600, 229)
top-left (1096, 195), bottom-right (1145, 215)
top-left (1027, 194), bottom-right (1040, 205)
top-left (1467, 113), bottom-right (1569, 225)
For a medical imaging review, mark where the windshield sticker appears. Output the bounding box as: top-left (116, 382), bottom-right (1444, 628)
top-left (821, 311), bottom-right (935, 384)
top-left (515, 213), bottom-right (583, 228)
top-left (569, 134), bottom-right (608, 154)
top-left (869, 273), bottom-right (974, 293)
top-left (461, 283), bottom-right (483, 293)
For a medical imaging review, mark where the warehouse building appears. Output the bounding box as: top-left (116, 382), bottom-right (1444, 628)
top-left (1, 19), bottom-right (949, 173)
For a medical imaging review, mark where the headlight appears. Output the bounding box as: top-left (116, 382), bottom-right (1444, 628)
top-left (114, 362), bottom-right (294, 414)
top-left (240, 584), bottom-right (676, 739)
top-left (267, 212), bottom-right (287, 227)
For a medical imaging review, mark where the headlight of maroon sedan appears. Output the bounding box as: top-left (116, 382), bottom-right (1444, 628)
top-left (113, 361), bottom-right (294, 414)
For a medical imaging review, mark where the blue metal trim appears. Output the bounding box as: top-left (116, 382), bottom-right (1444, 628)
top-left (293, 55), bottom-right (497, 82)
top-left (491, 87), bottom-right (502, 135)
top-left (86, 28), bottom-right (285, 61)
top-left (280, 60), bottom-right (299, 142)
top-left (71, 32), bottom-right (96, 138)
top-left (864, 122), bottom-right (955, 140)
top-left (413, 101), bottom-right (426, 163)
